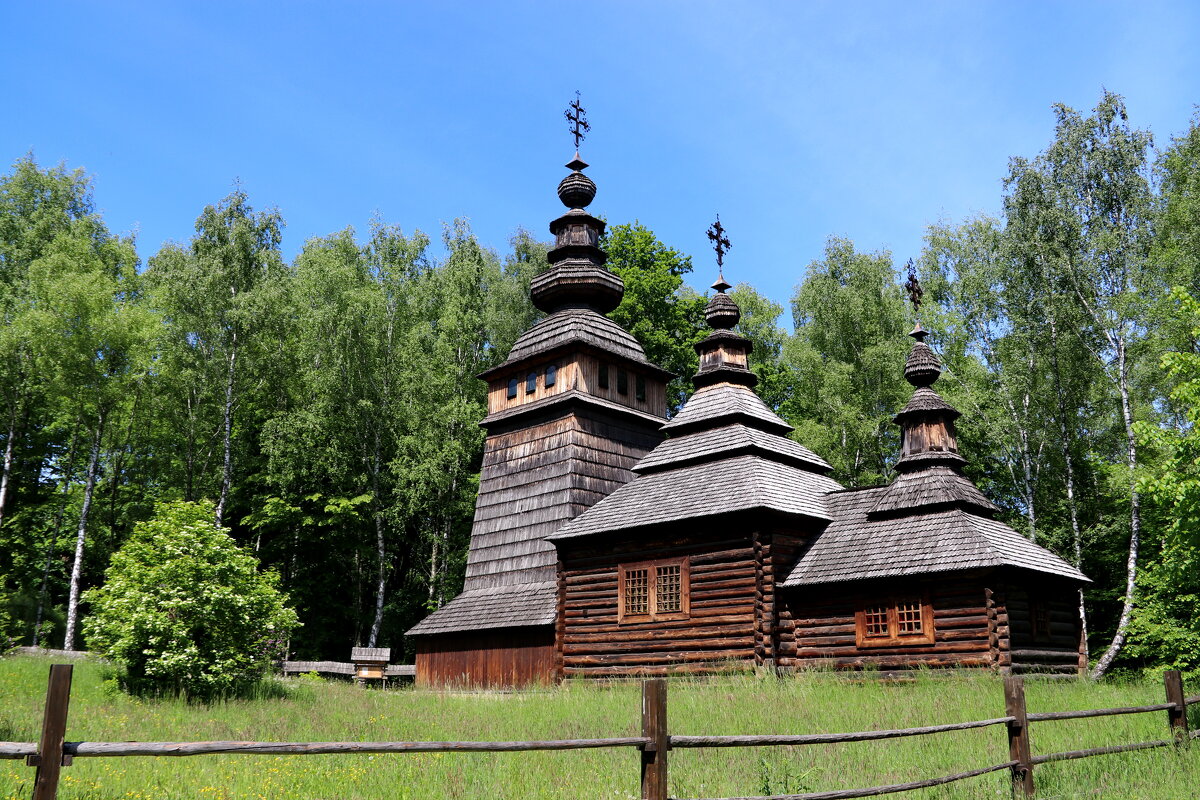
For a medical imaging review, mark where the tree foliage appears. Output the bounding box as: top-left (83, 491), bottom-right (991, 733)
top-left (83, 500), bottom-right (299, 698)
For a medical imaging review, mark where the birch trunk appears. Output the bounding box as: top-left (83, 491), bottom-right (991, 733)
top-left (367, 434), bottom-right (387, 648)
top-left (1091, 342), bottom-right (1140, 678)
top-left (215, 328), bottom-right (237, 528)
top-left (63, 411), bottom-right (105, 651)
top-left (0, 407), bottom-right (17, 531)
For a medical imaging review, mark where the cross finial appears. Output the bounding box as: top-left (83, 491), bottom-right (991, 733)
top-left (565, 91), bottom-right (590, 151)
top-left (707, 214), bottom-right (731, 273)
top-left (904, 259), bottom-right (923, 315)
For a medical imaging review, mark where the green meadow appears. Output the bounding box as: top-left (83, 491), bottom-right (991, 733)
top-left (1, 655), bottom-right (1197, 800)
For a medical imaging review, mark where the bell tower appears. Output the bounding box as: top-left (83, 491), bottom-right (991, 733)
top-left (406, 106), bottom-right (672, 686)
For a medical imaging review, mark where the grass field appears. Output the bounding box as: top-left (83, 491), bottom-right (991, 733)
top-left (1, 655), bottom-right (1197, 800)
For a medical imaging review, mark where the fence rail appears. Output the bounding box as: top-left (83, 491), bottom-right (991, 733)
top-left (3, 665), bottom-right (1196, 800)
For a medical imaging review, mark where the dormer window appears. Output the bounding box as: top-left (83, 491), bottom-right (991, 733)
top-left (617, 369), bottom-right (628, 395)
top-left (507, 378), bottom-right (518, 399)
top-left (598, 364), bottom-right (609, 390)
top-left (546, 365), bottom-right (557, 387)
top-left (526, 372), bottom-right (537, 393)
top-left (635, 374), bottom-right (646, 402)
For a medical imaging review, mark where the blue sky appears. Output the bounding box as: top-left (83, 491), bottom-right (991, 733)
top-left (3, 2), bottom-right (1198, 321)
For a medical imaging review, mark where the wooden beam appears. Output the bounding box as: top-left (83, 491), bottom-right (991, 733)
top-left (31, 664), bottom-right (73, 800)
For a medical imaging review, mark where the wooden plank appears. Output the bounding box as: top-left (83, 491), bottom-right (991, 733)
top-left (641, 680), bottom-right (668, 800)
top-left (66, 738), bottom-right (650, 756)
top-left (1165, 670), bottom-right (1188, 742)
top-left (31, 664), bottom-right (73, 800)
top-left (1005, 676), bottom-right (1035, 798)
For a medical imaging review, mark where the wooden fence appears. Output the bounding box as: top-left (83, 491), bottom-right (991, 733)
top-left (2, 664), bottom-right (1197, 800)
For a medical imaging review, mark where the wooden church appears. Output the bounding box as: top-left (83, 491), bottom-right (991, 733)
top-left (405, 134), bottom-right (1089, 686)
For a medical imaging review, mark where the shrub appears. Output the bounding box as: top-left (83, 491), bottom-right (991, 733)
top-left (83, 500), bottom-right (299, 699)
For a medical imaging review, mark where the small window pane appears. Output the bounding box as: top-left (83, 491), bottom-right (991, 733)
top-left (625, 568), bottom-right (649, 615)
top-left (546, 365), bottom-right (557, 387)
top-left (507, 378), bottom-right (518, 399)
top-left (617, 369), bottom-right (628, 395)
top-left (635, 374), bottom-right (646, 402)
top-left (864, 606), bottom-right (889, 637)
top-left (896, 600), bottom-right (924, 635)
top-left (598, 364), bottom-right (609, 389)
top-left (655, 564), bottom-right (681, 612)
top-left (526, 372), bottom-right (537, 393)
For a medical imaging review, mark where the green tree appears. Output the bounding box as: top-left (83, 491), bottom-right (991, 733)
top-left (84, 499), bottom-right (299, 698)
top-left (1006, 92), bottom-right (1159, 677)
top-left (1130, 288), bottom-right (1200, 677)
top-left (145, 190), bottom-right (287, 526)
top-left (784, 237), bottom-right (910, 485)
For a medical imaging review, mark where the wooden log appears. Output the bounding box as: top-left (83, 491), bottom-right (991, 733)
top-left (564, 634), bottom-right (753, 655)
top-left (1005, 676), bottom-right (1035, 798)
top-left (1026, 703), bottom-right (1174, 722)
top-left (562, 661), bottom-right (754, 678)
top-left (564, 624), bottom-right (751, 645)
top-left (31, 664), bottom-right (73, 800)
top-left (65, 738), bottom-right (650, 756)
top-left (669, 716), bottom-right (1013, 748)
top-left (564, 614), bottom-right (751, 635)
top-left (1008, 648), bottom-right (1080, 661)
top-left (0, 743), bottom-right (37, 759)
top-left (683, 761), bottom-right (1018, 800)
top-left (1164, 670), bottom-right (1188, 743)
top-left (641, 680), bottom-right (668, 800)
top-left (565, 649), bottom-right (752, 666)
top-left (1028, 739), bottom-right (1172, 765)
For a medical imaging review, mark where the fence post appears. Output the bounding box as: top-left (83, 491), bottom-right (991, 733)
top-left (641, 679), bottom-right (668, 800)
top-left (1004, 675), bottom-right (1035, 798)
top-left (29, 664), bottom-right (73, 800)
top-left (1164, 669), bottom-right (1188, 744)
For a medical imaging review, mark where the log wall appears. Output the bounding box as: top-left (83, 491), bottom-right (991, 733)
top-left (557, 527), bottom-right (769, 678)
top-left (1001, 581), bottom-right (1085, 675)
top-left (778, 576), bottom-right (993, 671)
top-left (414, 627), bottom-right (555, 687)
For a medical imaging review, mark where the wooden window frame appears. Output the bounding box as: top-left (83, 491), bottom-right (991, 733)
top-left (618, 557), bottom-right (690, 624)
top-left (506, 377), bottom-right (518, 399)
top-left (545, 364), bottom-right (557, 387)
top-left (854, 594), bottom-right (934, 647)
top-left (1029, 598), bottom-right (1052, 642)
top-left (525, 372), bottom-right (537, 393)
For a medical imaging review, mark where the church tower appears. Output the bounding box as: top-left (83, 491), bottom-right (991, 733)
top-left (406, 129), bottom-right (673, 686)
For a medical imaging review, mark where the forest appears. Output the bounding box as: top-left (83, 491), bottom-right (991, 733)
top-left (2, 91), bottom-right (1199, 677)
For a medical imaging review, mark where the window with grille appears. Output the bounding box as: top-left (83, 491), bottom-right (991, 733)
top-left (619, 558), bottom-right (689, 622)
top-left (1029, 599), bottom-right (1052, 642)
top-left (855, 596), bottom-right (933, 647)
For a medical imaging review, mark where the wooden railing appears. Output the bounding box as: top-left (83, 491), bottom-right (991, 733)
top-left (2, 665), bottom-right (1196, 800)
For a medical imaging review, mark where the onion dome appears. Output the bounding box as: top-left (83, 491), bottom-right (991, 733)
top-left (904, 322), bottom-right (942, 387)
top-left (531, 153), bottom-right (624, 314)
top-left (705, 274), bottom-right (741, 329)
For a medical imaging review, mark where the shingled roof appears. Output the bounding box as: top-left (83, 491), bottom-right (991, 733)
top-left (406, 581), bottom-right (557, 636)
top-left (549, 453), bottom-right (841, 540)
top-left (480, 307), bottom-right (673, 380)
top-left (783, 487), bottom-right (1087, 586)
top-left (549, 275), bottom-right (842, 542)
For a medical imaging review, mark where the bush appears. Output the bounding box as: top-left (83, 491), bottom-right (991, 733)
top-left (83, 500), bottom-right (299, 699)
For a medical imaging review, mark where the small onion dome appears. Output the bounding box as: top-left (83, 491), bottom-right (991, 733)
top-left (705, 273), bottom-right (740, 329)
top-left (904, 322), bottom-right (942, 387)
top-left (557, 154), bottom-right (596, 209)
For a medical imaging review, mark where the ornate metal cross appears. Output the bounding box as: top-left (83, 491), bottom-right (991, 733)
top-left (565, 91), bottom-right (590, 150)
top-left (707, 215), bottom-right (731, 269)
top-left (904, 259), bottom-right (923, 314)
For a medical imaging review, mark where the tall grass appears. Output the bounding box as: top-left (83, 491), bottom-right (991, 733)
top-left (1, 655), bottom-right (1196, 800)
